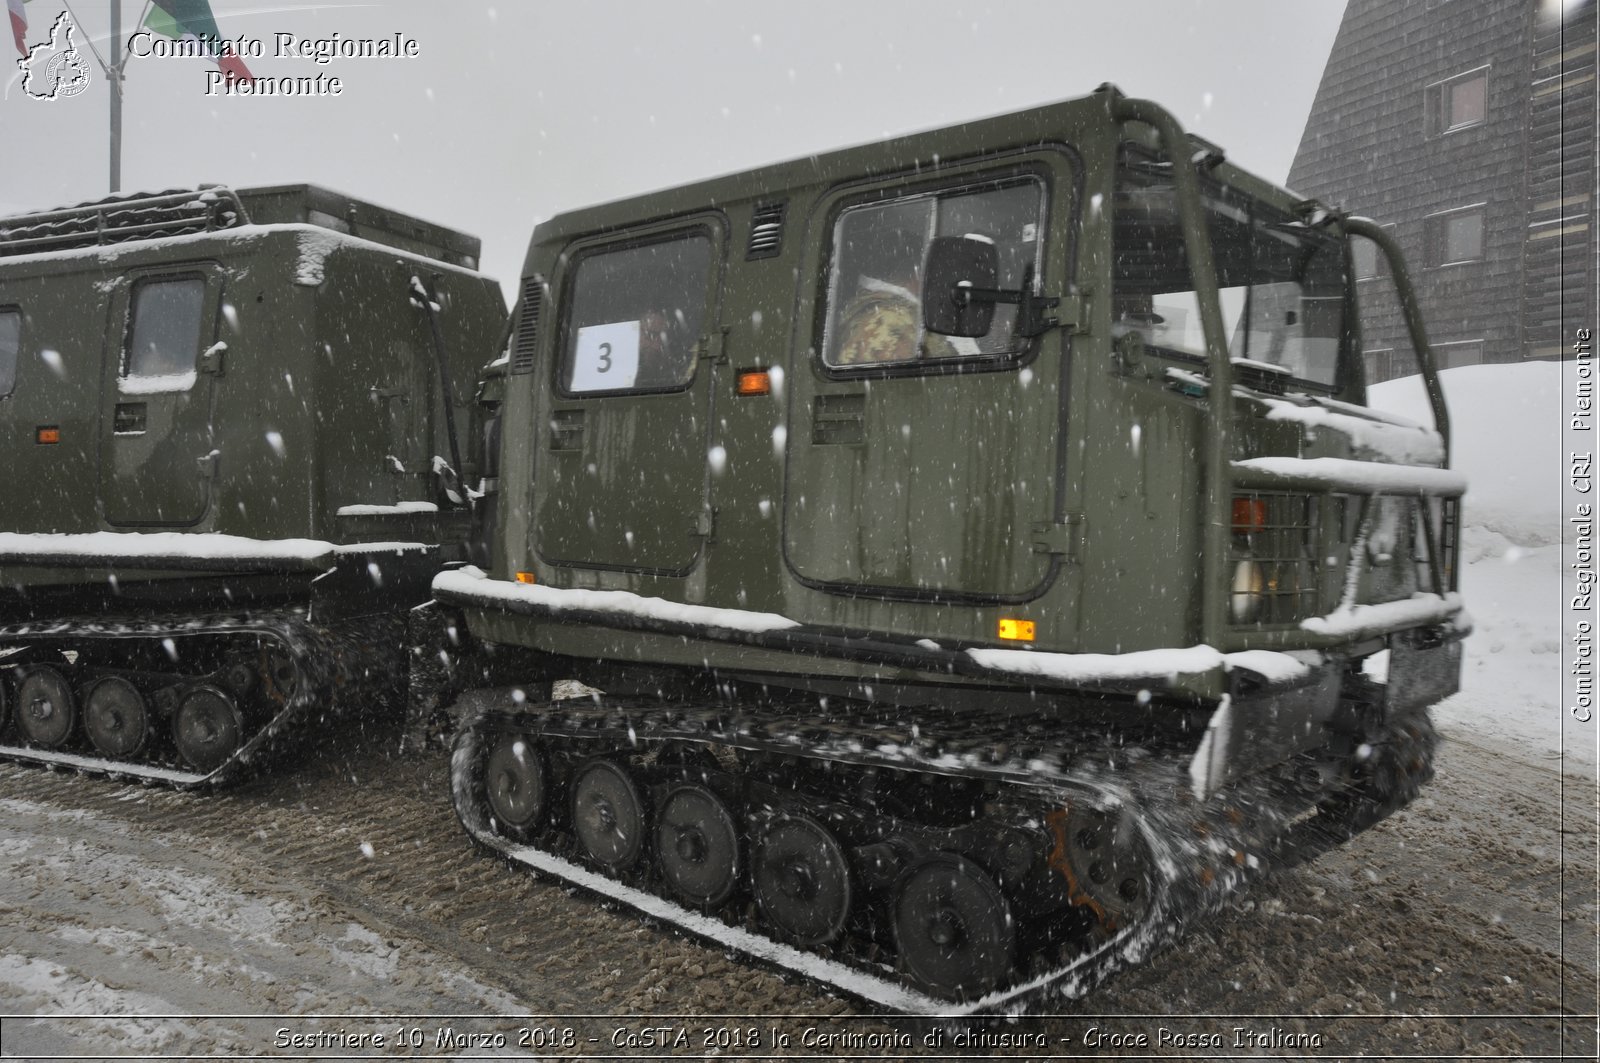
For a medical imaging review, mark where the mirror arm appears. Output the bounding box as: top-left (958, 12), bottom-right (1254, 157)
top-left (950, 263), bottom-right (1061, 337)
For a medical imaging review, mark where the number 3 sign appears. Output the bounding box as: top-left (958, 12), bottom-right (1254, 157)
top-left (570, 320), bottom-right (641, 391)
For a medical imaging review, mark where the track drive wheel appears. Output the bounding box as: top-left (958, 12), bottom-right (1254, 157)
top-left (1051, 802), bottom-right (1153, 933)
top-left (752, 814), bottom-right (851, 946)
top-left (483, 732), bottom-right (547, 841)
top-left (172, 685), bottom-right (244, 772)
top-left (83, 677), bottom-right (151, 758)
top-left (572, 759), bottom-right (647, 872)
top-left (893, 853), bottom-right (1015, 999)
top-left (16, 666), bottom-right (76, 749)
top-left (656, 784), bottom-right (741, 909)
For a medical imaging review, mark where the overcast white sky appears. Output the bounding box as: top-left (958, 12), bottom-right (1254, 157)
top-left (0, 1), bottom-right (1349, 292)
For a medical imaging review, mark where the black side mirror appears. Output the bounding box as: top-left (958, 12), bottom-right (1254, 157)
top-left (922, 235), bottom-right (998, 337)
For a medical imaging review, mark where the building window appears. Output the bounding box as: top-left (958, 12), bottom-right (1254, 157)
top-left (1426, 67), bottom-right (1489, 136)
top-left (1424, 205), bottom-right (1486, 266)
top-left (1433, 339), bottom-right (1484, 370)
top-left (1350, 224), bottom-right (1395, 281)
top-left (1364, 348), bottom-right (1396, 383)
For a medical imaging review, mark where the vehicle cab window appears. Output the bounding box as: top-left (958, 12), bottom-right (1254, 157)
top-left (0, 309), bottom-right (19, 397)
top-left (821, 179), bottom-right (1045, 369)
top-left (125, 277), bottom-right (205, 382)
top-left (1113, 145), bottom-right (1347, 389)
top-left (559, 234), bottom-right (712, 395)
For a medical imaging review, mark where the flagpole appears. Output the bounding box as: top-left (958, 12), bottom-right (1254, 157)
top-left (109, 0), bottom-right (121, 192)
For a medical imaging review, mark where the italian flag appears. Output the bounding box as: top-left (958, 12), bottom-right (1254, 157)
top-left (144, 0), bottom-right (252, 83)
top-left (9, 0), bottom-right (27, 59)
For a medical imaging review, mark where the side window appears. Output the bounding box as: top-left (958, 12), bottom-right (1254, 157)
top-left (1351, 227), bottom-right (1395, 283)
top-left (1425, 68), bottom-right (1488, 137)
top-left (1113, 145), bottom-right (1346, 389)
top-left (125, 277), bottom-right (205, 383)
top-left (1423, 205), bottom-right (1485, 266)
top-left (0, 309), bottom-right (19, 398)
top-left (560, 234), bottom-right (712, 395)
top-left (821, 179), bottom-right (1046, 368)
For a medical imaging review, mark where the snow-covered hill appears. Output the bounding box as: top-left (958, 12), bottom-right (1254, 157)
top-left (1369, 362), bottom-right (1585, 766)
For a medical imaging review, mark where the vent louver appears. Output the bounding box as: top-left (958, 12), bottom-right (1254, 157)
top-left (746, 201), bottom-right (786, 260)
top-left (512, 276), bottom-right (544, 374)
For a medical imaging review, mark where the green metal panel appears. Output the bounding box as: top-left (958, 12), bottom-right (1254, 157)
top-left (781, 154), bottom-right (1076, 602)
top-left (533, 218), bottom-right (726, 576)
top-left (99, 263), bottom-right (225, 526)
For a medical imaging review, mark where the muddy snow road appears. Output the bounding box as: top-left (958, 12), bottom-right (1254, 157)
top-left (0, 726), bottom-right (1593, 1061)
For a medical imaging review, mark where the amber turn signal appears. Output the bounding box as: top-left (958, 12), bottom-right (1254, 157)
top-left (514, 571), bottom-right (537, 584)
top-left (735, 369), bottom-right (771, 396)
top-left (35, 426), bottom-right (60, 445)
top-left (1231, 496), bottom-right (1267, 533)
top-left (997, 617), bottom-right (1036, 641)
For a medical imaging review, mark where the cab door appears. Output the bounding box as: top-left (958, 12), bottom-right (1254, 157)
top-left (783, 161), bottom-right (1073, 601)
top-left (100, 266), bottom-right (225, 526)
top-left (534, 220), bottom-right (723, 576)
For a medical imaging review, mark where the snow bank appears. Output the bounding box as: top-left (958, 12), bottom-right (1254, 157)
top-left (1370, 362), bottom-right (1559, 546)
top-left (1370, 363), bottom-right (1584, 766)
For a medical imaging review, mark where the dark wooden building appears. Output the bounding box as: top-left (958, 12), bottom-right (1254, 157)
top-left (1289, 0), bottom-right (1597, 381)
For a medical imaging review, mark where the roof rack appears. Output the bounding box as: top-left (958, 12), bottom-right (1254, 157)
top-left (0, 186), bottom-right (250, 258)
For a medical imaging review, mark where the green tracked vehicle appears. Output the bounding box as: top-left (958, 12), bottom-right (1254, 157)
top-left (0, 184), bottom-right (505, 786)
top-left (434, 85), bottom-right (1467, 1012)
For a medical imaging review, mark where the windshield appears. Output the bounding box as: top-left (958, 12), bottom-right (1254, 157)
top-left (1113, 145), bottom-right (1347, 389)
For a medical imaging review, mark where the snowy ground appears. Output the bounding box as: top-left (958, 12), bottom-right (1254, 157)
top-left (0, 363), bottom-right (1593, 1059)
top-left (1368, 362), bottom-right (1592, 768)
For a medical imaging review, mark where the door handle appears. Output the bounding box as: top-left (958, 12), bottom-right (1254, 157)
top-left (811, 392), bottom-right (865, 445)
top-left (549, 409), bottom-right (585, 451)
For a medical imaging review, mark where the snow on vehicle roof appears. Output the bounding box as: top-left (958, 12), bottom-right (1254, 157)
top-left (0, 223), bottom-right (488, 282)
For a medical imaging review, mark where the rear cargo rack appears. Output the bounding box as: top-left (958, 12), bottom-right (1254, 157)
top-left (0, 186), bottom-right (249, 258)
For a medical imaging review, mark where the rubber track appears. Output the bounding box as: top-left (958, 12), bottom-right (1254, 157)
top-left (0, 610), bottom-right (344, 791)
top-left (449, 694), bottom-right (1437, 1016)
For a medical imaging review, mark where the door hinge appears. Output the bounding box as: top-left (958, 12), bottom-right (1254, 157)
top-left (699, 328), bottom-right (730, 365)
top-left (1030, 515), bottom-right (1083, 561)
top-left (693, 507), bottom-right (717, 540)
top-left (1055, 293), bottom-right (1088, 335)
top-left (200, 343), bottom-right (227, 376)
top-left (196, 449), bottom-right (221, 480)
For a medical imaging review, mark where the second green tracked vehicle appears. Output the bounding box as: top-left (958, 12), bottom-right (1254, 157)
top-left (0, 184), bottom-right (505, 786)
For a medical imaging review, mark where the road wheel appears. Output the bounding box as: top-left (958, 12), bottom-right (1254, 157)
top-left (172, 685), bottom-right (243, 772)
top-left (83, 676), bottom-right (150, 758)
top-left (16, 666), bottom-right (75, 749)
top-left (751, 814), bottom-right (851, 946)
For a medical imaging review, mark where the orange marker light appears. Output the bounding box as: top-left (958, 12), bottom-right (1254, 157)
top-left (998, 617), bottom-right (1036, 641)
top-left (735, 369), bottom-right (771, 396)
top-left (514, 571), bottom-right (537, 584)
top-left (35, 426), bottom-right (60, 445)
top-left (1231, 497), bottom-right (1267, 533)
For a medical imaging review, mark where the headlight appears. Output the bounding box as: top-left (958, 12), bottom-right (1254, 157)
top-left (1230, 560), bottom-right (1265, 623)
